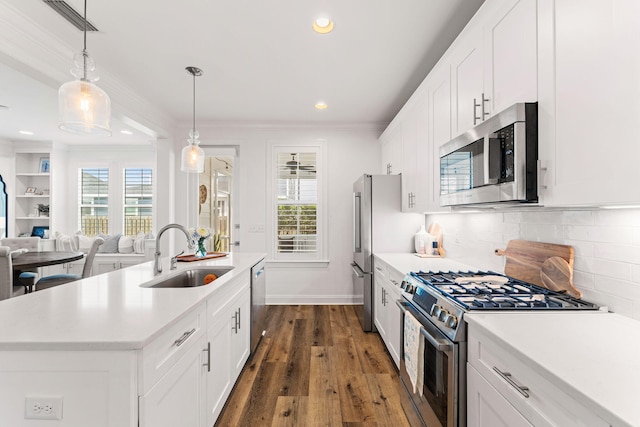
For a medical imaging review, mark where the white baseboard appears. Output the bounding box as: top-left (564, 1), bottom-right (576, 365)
top-left (266, 295), bottom-right (364, 305)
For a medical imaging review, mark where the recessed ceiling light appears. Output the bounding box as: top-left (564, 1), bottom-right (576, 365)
top-left (19, 130), bottom-right (34, 135)
top-left (315, 102), bottom-right (328, 110)
top-left (120, 130), bottom-right (133, 135)
top-left (313, 17), bottom-right (334, 34)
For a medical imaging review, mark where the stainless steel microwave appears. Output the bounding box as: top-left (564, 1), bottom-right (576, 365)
top-left (439, 102), bottom-right (538, 206)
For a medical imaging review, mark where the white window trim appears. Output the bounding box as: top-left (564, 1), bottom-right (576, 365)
top-left (267, 141), bottom-right (327, 261)
top-left (73, 159), bottom-right (155, 236)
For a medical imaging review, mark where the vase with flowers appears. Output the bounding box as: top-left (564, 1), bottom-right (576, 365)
top-left (190, 226), bottom-right (211, 257)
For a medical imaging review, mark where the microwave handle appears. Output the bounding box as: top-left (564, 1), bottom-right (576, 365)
top-left (486, 133), bottom-right (502, 185)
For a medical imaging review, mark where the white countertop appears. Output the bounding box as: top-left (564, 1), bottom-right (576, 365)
top-left (0, 252), bottom-right (265, 351)
top-left (373, 252), bottom-right (478, 274)
top-left (465, 312), bottom-right (640, 427)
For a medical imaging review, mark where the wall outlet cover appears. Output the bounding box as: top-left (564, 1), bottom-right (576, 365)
top-left (25, 396), bottom-right (63, 420)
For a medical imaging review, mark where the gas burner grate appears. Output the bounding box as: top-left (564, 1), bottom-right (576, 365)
top-left (410, 270), bottom-right (599, 311)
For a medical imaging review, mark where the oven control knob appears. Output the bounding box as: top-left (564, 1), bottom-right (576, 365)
top-left (430, 305), bottom-right (442, 317)
top-left (444, 314), bottom-right (459, 328)
top-left (437, 309), bottom-right (448, 322)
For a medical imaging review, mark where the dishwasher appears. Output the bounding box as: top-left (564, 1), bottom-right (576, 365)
top-left (250, 258), bottom-right (266, 354)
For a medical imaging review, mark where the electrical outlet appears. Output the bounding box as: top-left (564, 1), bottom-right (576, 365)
top-left (25, 396), bottom-right (63, 420)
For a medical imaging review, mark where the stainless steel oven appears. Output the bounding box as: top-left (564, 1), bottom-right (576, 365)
top-left (396, 299), bottom-right (465, 427)
top-left (396, 270), bottom-right (600, 427)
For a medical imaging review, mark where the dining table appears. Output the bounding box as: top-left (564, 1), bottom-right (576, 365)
top-left (12, 251), bottom-right (84, 292)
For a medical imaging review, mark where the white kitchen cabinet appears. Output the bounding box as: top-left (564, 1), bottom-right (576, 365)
top-left (373, 257), bottom-right (403, 369)
top-left (538, 0), bottom-right (640, 206)
top-left (467, 364), bottom-right (533, 427)
top-left (139, 334), bottom-right (207, 427)
top-left (379, 121), bottom-right (403, 176)
top-left (93, 255), bottom-right (148, 275)
top-left (426, 62), bottom-right (453, 212)
top-left (205, 274), bottom-right (251, 425)
top-left (450, 0), bottom-right (537, 137)
top-left (467, 322), bottom-right (609, 427)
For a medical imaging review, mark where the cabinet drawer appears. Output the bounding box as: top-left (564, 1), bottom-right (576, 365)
top-left (468, 325), bottom-right (608, 427)
top-left (206, 273), bottom-right (249, 329)
top-left (373, 259), bottom-right (388, 280)
top-left (139, 303), bottom-right (206, 394)
top-left (387, 265), bottom-right (405, 291)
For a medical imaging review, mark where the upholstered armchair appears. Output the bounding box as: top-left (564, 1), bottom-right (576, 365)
top-left (0, 246), bottom-right (26, 301)
top-left (0, 237), bottom-right (40, 293)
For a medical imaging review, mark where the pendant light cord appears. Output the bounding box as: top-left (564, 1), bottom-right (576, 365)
top-left (192, 71), bottom-right (196, 135)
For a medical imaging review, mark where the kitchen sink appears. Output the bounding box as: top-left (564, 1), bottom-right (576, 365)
top-left (142, 267), bottom-right (234, 288)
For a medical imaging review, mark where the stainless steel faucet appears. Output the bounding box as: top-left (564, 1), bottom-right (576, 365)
top-left (154, 223), bottom-right (195, 275)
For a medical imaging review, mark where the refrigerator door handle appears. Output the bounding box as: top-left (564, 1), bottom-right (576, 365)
top-left (353, 192), bottom-right (362, 253)
top-left (351, 262), bottom-right (365, 278)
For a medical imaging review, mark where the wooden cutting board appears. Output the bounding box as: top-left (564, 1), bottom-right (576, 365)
top-left (540, 256), bottom-right (582, 298)
top-left (176, 252), bottom-right (227, 262)
top-left (495, 240), bottom-right (574, 288)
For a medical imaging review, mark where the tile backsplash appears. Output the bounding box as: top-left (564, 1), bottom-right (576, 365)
top-left (427, 209), bottom-right (640, 320)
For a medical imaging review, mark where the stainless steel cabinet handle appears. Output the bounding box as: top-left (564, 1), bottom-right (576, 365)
top-left (203, 341), bottom-right (211, 372)
top-left (174, 328), bottom-right (196, 347)
top-left (481, 92), bottom-right (490, 120)
top-left (493, 367), bottom-right (530, 398)
top-left (382, 288), bottom-right (387, 306)
top-left (232, 311), bottom-right (238, 333)
top-left (473, 97), bottom-right (481, 125)
top-left (237, 307), bottom-right (241, 330)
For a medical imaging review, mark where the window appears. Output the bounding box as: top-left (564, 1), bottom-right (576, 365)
top-left (79, 168), bottom-right (109, 236)
top-left (123, 168), bottom-right (153, 236)
top-left (78, 166), bottom-right (153, 237)
top-left (271, 145), bottom-right (325, 260)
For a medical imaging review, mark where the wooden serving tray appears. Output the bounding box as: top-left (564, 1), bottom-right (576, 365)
top-left (176, 252), bottom-right (228, 262)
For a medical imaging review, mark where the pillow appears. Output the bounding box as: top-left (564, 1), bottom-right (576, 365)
top-left (118, 235), bottom-right (134, 254)
top-left (76, 234), bottom-right (94, 253)
top-left (97, 233), bottom-right (122, 253)
top-left (55, 232), bottom-right (79, 252)
top-left (133, 232), bottom-right (146, 254)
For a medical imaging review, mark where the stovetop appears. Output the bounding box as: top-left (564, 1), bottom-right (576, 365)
top-left (400, 270), bottom-right (599, 342)
top-left (410, 270), bottom-right (599, 311)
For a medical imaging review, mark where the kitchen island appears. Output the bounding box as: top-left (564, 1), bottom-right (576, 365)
top-left (0, 252), bottom-right (266, 426)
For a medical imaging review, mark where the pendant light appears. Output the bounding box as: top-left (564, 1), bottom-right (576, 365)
top-left (58, 0), bottom-right (111, 136)
top-left (180, 66), bottom-right (205, 173)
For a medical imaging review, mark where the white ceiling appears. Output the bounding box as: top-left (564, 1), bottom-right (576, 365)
top-left (0, 0), bottom-right (484, 144)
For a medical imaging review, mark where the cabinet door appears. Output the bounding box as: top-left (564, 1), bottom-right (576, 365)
top-left (539, 0), bottom-right (640, 206)
top-left (450, 25), bottom-right (485, 137)
top-left (230, 287), bottom-right (251, 375)
top-left (140, 335), bottom-right (206, 427)
top-left (401, 101), bottom-right (418, 212)
top-left (483, 0), bottom-right (537, 115)
top-left (383, 283), bottom-right (402, 369)
top-left (206, 308), bottom-right (233, 426)
top-left (427, 63), bottom-right (452, 212)
top-left (373, 275), bottom-right (387, 340)
top-left (94, 259), bottom-right (119, 275)
top-left (467, 364), bottom-right (533, 427)
top-left (379, 122), bottom-right (403, 176)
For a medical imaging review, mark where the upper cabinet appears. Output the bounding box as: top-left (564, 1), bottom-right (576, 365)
top-left (538, 0), bottom-right (640, 206)
top-left (451, 0), bottom-right (538, 137)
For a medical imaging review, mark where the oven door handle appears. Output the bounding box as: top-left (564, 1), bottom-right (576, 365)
top-left (396, 300), bottom-right (453, 352)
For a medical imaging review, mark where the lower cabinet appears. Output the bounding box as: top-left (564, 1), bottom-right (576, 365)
top-left (373, 258), bottom-right (402, 369)
top-left (467, 323), bottom-right (610, 427)
top-left (206, 285), bottom-right (251, 425)
top-left (140, 271), bottom-right (252, 427)
top-left (467, 364), bottom-right (533, 427)
top-left (139, 334), bottom-right (207, 427)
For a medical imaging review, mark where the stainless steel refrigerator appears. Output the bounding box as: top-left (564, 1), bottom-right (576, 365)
top-left (351, 174), bottom-right (424, 332)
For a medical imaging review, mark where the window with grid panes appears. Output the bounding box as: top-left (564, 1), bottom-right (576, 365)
top-left (274, 149), bottom-right (322, 258)
top-left (123, 168), bottom-right (153, 236)
top-left (78, 168), bottom-right (109, 236)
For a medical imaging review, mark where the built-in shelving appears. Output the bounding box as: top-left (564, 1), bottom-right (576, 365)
top-left (14, 151), bottom-right (51, 237)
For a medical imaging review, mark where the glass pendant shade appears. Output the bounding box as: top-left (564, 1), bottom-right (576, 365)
top-left (181, 130), bottom-right (205, 173)
top-left (59, 79), bottom-right (112, 136)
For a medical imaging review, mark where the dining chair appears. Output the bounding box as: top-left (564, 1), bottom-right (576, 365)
top-left (0, 237), bottom-right (41, 293)
top-left (35, 237), bottom-right (104, 291)
top-left (0, 246), bottom-right (26, 301)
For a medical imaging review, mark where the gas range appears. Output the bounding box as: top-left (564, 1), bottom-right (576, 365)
top-left (400, 270), bottom-right (600, 342)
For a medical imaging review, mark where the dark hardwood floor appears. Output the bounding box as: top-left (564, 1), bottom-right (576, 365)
top-left (215, 305), bottom-right (411, 426)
